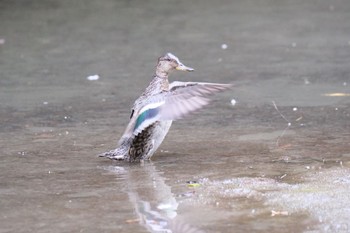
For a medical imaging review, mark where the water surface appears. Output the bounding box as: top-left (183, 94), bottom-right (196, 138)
top-left (1, 0), bottom-right (350, 232)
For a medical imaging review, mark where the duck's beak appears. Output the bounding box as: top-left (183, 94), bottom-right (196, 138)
top-left (176, 62), bottom-right (194, 72)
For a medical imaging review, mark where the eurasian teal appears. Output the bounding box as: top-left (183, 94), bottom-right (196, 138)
top-left (100, 53), bottom-right (231, 162)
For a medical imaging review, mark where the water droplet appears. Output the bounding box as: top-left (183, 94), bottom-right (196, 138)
top-left (86, 74), bottom-right (100, 81)
top-left (230, 99), bottom-right (237, 106)
top-left (221, 44), bottom-right (228, 50)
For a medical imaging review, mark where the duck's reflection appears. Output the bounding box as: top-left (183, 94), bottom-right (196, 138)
top-left (101, 162), bottom-right (204, 233)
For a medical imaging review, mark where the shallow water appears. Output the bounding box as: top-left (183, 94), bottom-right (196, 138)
top-left (1, 0), bottom-right (350, 232)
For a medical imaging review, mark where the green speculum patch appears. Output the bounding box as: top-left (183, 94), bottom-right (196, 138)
top-left (134, 108), bottom-right (160, 130)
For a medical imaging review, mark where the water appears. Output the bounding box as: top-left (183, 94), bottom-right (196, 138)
top-left (1, 0), bottom-right (350, 232)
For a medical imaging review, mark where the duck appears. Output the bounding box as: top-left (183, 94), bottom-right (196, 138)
top-left (99, 53), bottom-right (231, 162)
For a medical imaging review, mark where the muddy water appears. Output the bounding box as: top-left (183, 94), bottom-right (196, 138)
top-left (1, 0), bottom-right (350, 232)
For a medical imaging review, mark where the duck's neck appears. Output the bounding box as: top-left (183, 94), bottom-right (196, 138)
top-left (154, 68), bottom-right (171, 91)
top-left (155, 74), bottom-right (170, 91)
top-left (155, 69), bottom-right (168, 78)
top-left (142, 75), bottom-right (170, 97)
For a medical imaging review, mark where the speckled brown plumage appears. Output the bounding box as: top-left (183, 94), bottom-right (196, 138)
top-left (127, 124), bottom-right (156, 162)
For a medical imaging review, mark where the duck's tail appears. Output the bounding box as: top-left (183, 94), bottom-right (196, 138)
top-left (98, 137), bottom-right (130, 160)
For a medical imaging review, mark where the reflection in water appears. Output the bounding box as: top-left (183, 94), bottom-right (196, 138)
top-left (101, 163), bottom-right (205, 233)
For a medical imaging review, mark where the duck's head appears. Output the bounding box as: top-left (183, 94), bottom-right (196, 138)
top-left (156, 53), bottom-right (194, 77)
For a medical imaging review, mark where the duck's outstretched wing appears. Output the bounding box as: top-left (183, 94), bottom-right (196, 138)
top-left (121, 82), bottom-right (232, 138)
top-left (162, 81), bottom-right (232, 119)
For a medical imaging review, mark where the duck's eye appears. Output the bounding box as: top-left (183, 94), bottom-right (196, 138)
top-left (164, 58), bottom-right (171, 62)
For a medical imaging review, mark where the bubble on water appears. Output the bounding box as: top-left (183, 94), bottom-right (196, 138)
top-left (343, 82), bottom-right (347, 86)
top-left (291, 42), bottom-right (297, 48)
top-left (221, 44), bottom-right (228, 50)
top-left (230, 98), bottom-right (237, 106)
top-left (304, 78), bottom-right (310, 85)
top-left (293, 107), bottom-right (298, 111)
top-left (43, 101), bottom-right (48, 105)
top-left (86, 74), bottom-right (100, 81)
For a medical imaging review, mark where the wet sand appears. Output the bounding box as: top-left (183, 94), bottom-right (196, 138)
top-left (1, 0), bottom-right (350, 232)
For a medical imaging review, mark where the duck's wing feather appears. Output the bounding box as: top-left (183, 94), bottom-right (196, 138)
top-left (121, 82), bottom-right (232, 139)
top-left (161, 81), bottom-right (232, 120)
